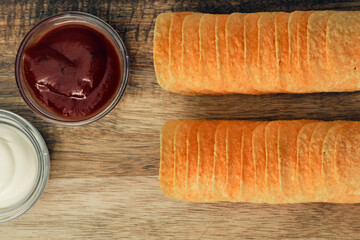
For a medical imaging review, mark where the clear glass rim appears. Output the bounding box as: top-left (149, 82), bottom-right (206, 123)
top-left (15, 11), bottom-right (129, 126)
top-left (0, 110), bottom-right (50, 223)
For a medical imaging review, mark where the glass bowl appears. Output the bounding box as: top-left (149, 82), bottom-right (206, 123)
top-left (15, 11), bottom-right (129, 126)
top-left (0, 110), bottom-right (50, 223)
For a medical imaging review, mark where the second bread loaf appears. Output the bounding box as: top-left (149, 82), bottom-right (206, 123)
top-left (160, 120), bottom-right (360, 203)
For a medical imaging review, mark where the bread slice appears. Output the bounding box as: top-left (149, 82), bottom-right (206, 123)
top-left (308, 122), bottom-right (333, 201)
top-left (159, 120), bottom-right (180, 199)
top-left (226, 13), bottom-right (246, 93)
top-left (287, 11), bottom-right (301, 93)
top-left (307, 11), bottom-right (334, 92)
top-left (241, 121), bottom-right (262, 201)
top-left (244, 13), bottom-right (262, 94)
top-left (226, 121), bottom-right (246, 201)
top-left (278, 120), bottom-right (311, 203)
top-left (215, 15), bottom-right (230, 93)
top-left (327, 12), bottom-right (360, 92)
top-left (153, 13), bottom-right (173, 91)
top-left (265, 121), bottom-right (282, 203)
top-left (197, 121), bottom-right (219, 201)
top-left (169, 12), bottom-right (193, 93)
top-left (253, 122), bottom-right (267, 202)
top-left (296, 122), bottom-right (318, 202)
top-left (182, 14), bottom-right (203, 94)
top-left (275, 12), bottom-right (290, 91)
top-left (199, 14), bottom-right (218, 93)
top-left (185, 121), bottom-right (202, 200)
top-left (321, 121), bottom-right (348, 201)
top-left (174, 121), bottom-right (192, 199)
top-left (257, 12), bottom-right (278, 93)
top-left (213, 121), bottom-right (230, 201)
top-left (335, 122), bottom-right (360, 203)
top-left (297, 11), bottom-right (313, 93)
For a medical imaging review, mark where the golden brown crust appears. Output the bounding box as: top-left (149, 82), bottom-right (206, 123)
top-left (197, 121), bottom-right (219, 201)
top-left (154, 11), bottom-right (360, 95)
top-left (257, 12), bottom-right (278, 93)
top-left (253, 122), bottom-right (267, 202)
top-left (307, 11), bottom-right (334, 92)
top-left (199, 14), bottom-right (218, 94)
top-left (308, 122), bottom-right (333, 201)
top-left (296, 11), bottom-right (313, 93)
top-left (185, 121), bottom-right (203, 200)
top-left (159, 120), bottom-right (179, 199)
top-left (153, 13), bottom-right (173, 91)
top-left (182, 14), bottom-right (203, 94)
top-left (226, 13), bottom-right (246, 93)
top-left (265, 121), bottom-right (282, 203)
top-left (244, 13), bottom-right (262, 94)
top-left (278, 120), bottom-right (312, 203)
top-left (241, 121), bottom-right (262, 201)
top-left (169, 12), bottom-right (193, 93)
top-left (321, 121), bottom-right (348, 201)
top-left (296, 122), bottom-right (319, 202)
top-left (275, 12), bottom-right (290, 91)
top-left (286, 11), bottom-right (301, 93)
top-left (215, 15), bottom-right (229, 93)
top-left (161, 120), bottom-right (360, 203)
top-left (335, 122), bottom-right (360, 203)
top-left (213, 121), bottom-right (230, 200)
top-left (327, 12), bottom-right (360, 92)
top-left (226, 121), bottom-right (246, 201)
top-left (174, 121), bottom-right (192, 200)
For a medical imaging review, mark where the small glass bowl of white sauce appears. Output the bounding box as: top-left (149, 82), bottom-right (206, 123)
top-left (0, 110), bottom-right (49, 223)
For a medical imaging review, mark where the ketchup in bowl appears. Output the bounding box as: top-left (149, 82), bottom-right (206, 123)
top-left (16, 12), bottom-right (129, 125)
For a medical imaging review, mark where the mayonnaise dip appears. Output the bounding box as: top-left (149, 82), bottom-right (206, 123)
top-left (0, 123), bottom-right (38, 209)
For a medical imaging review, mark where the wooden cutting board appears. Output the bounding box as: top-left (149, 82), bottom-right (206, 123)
top-left (1, 0), bottom-right (360, 239)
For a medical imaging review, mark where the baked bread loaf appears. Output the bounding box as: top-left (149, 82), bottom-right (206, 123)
top-left (154, 11), bottom-right (360, 94)
top-left (159, 120), bottom-right (360, 203)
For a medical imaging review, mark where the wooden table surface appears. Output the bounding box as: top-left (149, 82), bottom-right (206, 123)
top-left (2, 0), bottom-right (360, 239)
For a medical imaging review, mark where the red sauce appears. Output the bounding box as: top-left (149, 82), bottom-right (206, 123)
top-left (22, 24), bottom-right (121, 120)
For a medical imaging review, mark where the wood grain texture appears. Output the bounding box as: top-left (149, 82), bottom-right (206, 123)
top-left (1, 0), bottom-right (360, 238)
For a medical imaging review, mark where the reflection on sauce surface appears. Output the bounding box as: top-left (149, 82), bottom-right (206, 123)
top-left (22, 24), bottom-right (121, 120)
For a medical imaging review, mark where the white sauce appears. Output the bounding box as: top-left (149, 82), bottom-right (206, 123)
top-left (0, 123), bottom-right (38, 209)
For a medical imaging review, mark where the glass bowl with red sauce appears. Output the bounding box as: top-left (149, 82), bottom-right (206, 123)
top-left (15, 12), bottom-right (129, 125)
